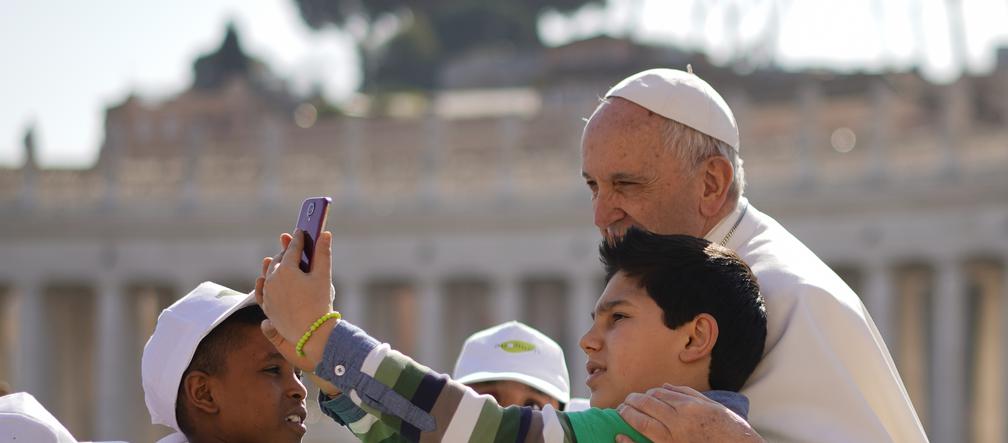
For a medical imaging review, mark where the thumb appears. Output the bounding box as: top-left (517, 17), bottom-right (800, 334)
top-left (261, 319), bottom-right (284, 345)
top-left (280, 230), bottom-right (303, 269)
top-left (280, 232), bottom-right (293, 251)
top-left (312, 231), bottom-right (333, 277)
top-left (615, 435), bottom-right (634, 443)
top-left (254, 276), bottom-right (265, 305)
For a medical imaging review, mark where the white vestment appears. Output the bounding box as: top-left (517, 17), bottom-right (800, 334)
top-left (707, 198), bottom-right (927, 443)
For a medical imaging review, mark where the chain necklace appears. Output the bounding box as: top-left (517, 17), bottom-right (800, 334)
top-left (720, 200), bottom-right (750, 247)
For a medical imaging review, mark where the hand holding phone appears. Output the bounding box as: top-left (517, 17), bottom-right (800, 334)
top-left (294, 196), bottom-right (332, 273)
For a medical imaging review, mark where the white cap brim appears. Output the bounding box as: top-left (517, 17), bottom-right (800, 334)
top-left (457, 371), bottom-right (571, 404)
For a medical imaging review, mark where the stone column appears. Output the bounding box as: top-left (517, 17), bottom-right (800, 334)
top-left (416, 276), bottom-right (442, 367)
top-left (930, 258), bottom-right (966, 443)
top-left (566, 271), bottom-right (599, 399)
top-left (864, 259), bottom-right (895, 346)
top-left (335, 275), bottom-right (365, 322)
top-left (95, 275), bottom-right (127, 440)
top-left (13, 280), bottom-right (44, 399)
top-left (492, 274), bottom-right (522, 325)
top-left (966, 261), bottom-right (1006, 443)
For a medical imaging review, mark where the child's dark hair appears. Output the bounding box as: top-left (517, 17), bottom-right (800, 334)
top-left (599, 228), bottom-right (766, 392)
top-left (175, 304), bottom-right (266, 435)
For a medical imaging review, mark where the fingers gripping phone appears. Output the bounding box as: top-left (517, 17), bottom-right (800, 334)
top-left (294, 197), bottom-right (331, 273)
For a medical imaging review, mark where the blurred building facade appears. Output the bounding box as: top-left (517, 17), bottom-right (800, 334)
top-left (1, 32), bottom-right (1007, 443)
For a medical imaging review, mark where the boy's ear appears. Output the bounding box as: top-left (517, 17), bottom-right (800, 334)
top-left (679, 313), bottom-right (718, 363)
top-left (182, 371), bottom-right (220, 415)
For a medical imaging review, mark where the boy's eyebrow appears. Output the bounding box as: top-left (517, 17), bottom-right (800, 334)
top-left (591, 299), bottom-right (632, 319)
top-left (265, 351), bottom-right (286, 362)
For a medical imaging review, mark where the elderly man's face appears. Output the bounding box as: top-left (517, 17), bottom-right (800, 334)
top-left (581, 98), bottom-right (707, 241)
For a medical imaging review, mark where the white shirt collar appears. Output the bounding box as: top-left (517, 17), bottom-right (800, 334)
top-left (155, 432), bottom-right (189, 443)
top-left (704, 196), bottom-right (748, 247)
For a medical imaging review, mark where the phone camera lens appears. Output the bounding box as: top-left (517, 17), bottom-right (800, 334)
top-left (307, 202), bottom-right (316, 216)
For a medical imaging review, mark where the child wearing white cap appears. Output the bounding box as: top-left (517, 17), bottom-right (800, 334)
top-left (141, 282), bottom-right (308, 443)
top-left (257, 228), bottom-right (764, 442)
top-left (0, 392), bottom-right (78, 443)
top-left (452, 321), bottom-right (570, 411)
top-left (0, 392), bottom-right (125, 443)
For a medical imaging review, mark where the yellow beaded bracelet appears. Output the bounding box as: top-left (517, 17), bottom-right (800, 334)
top-left (296, 311), bottom-right (342, 357)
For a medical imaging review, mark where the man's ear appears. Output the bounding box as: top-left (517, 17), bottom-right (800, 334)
top-left (698, 156), bottom-right (733, 218)
top-left (679, 313), bottom-right (719, 363)
top-left (181, 371), bottom-right (220, 415)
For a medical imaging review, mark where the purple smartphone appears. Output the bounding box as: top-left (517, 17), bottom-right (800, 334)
top-left (294, 196), bottom-right (332, 273)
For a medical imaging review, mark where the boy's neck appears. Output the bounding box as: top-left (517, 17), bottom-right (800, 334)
top-left (185, 424), bottom-right (228, 443)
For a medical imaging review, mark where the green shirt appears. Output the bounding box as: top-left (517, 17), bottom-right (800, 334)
top-left (568, 408), bottom-right (649, 443)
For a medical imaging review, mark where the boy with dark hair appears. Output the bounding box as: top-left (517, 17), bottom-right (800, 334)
top-left (585, 229), bottom-right (766, 408)
top-left (258, 228), bottom-right (766, 442)
top-left (142, 282), bottom-right (308, 443)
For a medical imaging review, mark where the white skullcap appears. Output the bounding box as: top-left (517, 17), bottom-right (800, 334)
top-left (605, 68), bottom-right (739, 150)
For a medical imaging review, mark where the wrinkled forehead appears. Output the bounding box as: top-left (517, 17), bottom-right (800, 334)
top-left (585, 97), bottom-right (669, 132)
top-left (587, 113), bottom-right (668, 165)
top-left (582, 99), bottom-right (671, 160)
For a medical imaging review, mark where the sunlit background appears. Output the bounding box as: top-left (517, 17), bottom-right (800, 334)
top-left (1, 1), bottom-right (1007, 442)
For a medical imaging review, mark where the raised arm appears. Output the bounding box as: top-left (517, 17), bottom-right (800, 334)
top-left (256, 230), bottom-right (613, 442)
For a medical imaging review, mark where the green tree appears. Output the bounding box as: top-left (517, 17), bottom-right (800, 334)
top-left (293, 0), bottom-right (602, 90)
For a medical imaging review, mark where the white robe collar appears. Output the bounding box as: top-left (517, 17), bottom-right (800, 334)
top-left (703, 196), bottom-right (751, 250)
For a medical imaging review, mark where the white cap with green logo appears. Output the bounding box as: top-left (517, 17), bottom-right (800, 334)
top-left (452, 321), bottom-right (571, 404)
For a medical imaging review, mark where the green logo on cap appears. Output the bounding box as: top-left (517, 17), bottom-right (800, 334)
top-left (498, 340), bottom-right (536, 353)
top-left (216, 289), bottom-right (243, 299)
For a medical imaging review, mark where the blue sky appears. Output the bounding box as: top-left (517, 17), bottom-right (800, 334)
top-left (2, 0), bottom-right (1007, 168)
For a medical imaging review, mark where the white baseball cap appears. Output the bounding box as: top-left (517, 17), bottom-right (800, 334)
top-left (452, 321), bottom-right (571, 404)
top-left (605, 68), bottom-right (740, 150)
top-left (0, 392), bottom-right (77, 443)
top-left (141, 281), bottom-right (256, 433)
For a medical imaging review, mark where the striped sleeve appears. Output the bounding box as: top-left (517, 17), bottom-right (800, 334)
top-left (318, 392), bottom-right (408, 443)
top-left (313, 319), bottom-right (583, 442)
